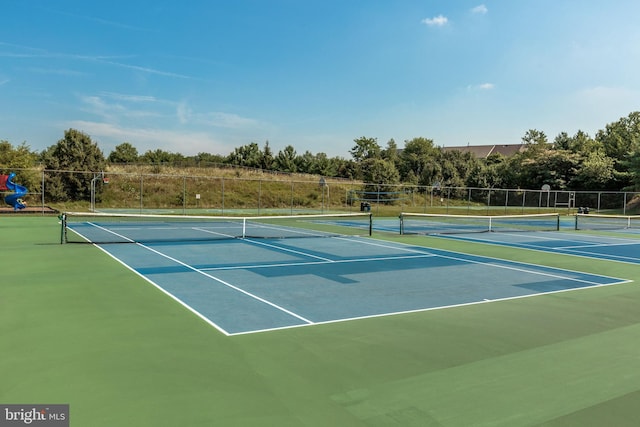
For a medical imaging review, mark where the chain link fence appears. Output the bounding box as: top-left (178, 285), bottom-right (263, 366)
top-left (2, 168), bottom-right (640, 215)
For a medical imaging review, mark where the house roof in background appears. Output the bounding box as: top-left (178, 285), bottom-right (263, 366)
top-left (443, 144), bottom-right (526, 158)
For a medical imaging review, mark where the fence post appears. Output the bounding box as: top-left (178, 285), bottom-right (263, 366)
top-left (505, 189), bottom-right (509, 213)
top-left (221, 177), bottom-right (225, 214)
top-left (41, 170), bottom-right (45, 214)
top-left (139, 175), bottom-right (144, 213)
top-left (258, 179), bottom-right (262, 214)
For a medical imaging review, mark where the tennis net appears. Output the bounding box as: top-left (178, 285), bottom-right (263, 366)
top-left (399, 212), bottom-right (560, 235)
top-left (61, 211), bottom-right (372, 244)
top-left (575, 213), bottom-right (640, 231)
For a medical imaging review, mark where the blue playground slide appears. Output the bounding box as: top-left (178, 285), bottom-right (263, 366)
top-left (4, 172), bottom-right (28, 210)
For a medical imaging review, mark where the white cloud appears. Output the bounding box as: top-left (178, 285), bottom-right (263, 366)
top-left (205, 112), bottom-right (261, 129)
top-left (27, 67), bottom-right (86, 77)
top-left (471, 5), bottom-right (488, 14)
top-left (176, 102), bottom-right (192, 124)
top-left (467, 83), bottom-right (495, 91)
top-left (421, 15), bottom-right (448, 27)
top-left (79, 94), bottom-right (163, 122)
top-left (0, 42), bottom-right (185, 79)
top-left (79, 95), bottom-right (122, 119)
top-left (175, 101), bottom-right (261, 129)
top-left (66, 120), bottom-right (232, 155)
top-left (574, 86), bottom-right (637, 110)
top-left (46, 8), bottom-right (151, 32)
top-left (72, 95), bottom-right (268, 155)
top-left (95, 58), bottom-right (192, 79)
top-left (100, 92), bottom-right (157, 103)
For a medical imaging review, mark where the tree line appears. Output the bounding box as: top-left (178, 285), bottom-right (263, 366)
top-left (2, 111), bottom-right (640, 202)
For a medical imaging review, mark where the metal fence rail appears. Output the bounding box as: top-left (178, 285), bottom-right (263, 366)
top-left (2, 168), bottom-right (639, 215)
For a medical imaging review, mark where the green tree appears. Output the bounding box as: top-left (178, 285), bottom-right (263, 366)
top-left (596, 111), bottom-right (640, 161)
top-left (615, 137), bottom-right (640, 190)
top-left (517, 149), bottom-right (580, 190)
top-left (521, 129), bottom-right (549, 157)
top-left (274, 145), bottom-right (298, 172)
top-left (108, 142), bottom-right (139, 163)
top-left (261, 141), bottom-right (274, 170)
top-left (334, 158), bottom-right (358, 179)
top-left (191, 152), bottom-right (225, 167)
top-left (441, 150), bottom-right (477, 187)
top-left (403, 169), bottom-right (419, 186)
top-left (625, 152), bottom-right (640, 190)
top-left (553, 132), bottom-right (572, 151)
top-left (0, 140), bottom-right (37, 168)
top-left (0, 140), bottom-right (39, 191)
top-left (570, 150), bottom-right (616, 190)
top-left (466, 160), bottom-right (498, 189)
top-left (295, 151), bottom-right (315, 174)
top-left (360, 158), bottom-right (400, 198)
top-left (596, 112), bottom-right (640, 189)
top-left (399, 137), bottom-right (438, 181)
top-left (350, 136), bottom-right (381, 162)
top-left (554, 130), bottom-right (603, 155)
top-left (310, 153), bottom-right (338, 176)
top-left (41, 129), bottom-right (106, 201)
top-left (227, 142), bottom-right (262, 168)
top-left (381, 138), bottom-right (399, 168)
top-left (139, 149), bottom-right (184, 165)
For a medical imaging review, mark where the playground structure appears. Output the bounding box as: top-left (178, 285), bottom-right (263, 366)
top-left (0, 172), bottom-right (28, 210)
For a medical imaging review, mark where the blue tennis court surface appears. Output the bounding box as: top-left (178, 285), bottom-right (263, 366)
top-left (431, 231), bottom-right (640, 264)
top-left (95, 236), bottom-right (628, 335)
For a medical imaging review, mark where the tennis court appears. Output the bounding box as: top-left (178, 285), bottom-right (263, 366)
top-left (64, 213), bottom-right (628, 335)
top-left (384, 212), bottom-right (640, 264)
top-left (433, 231), bottom-right (640, 264)
top-left (6, 215), bottom-right (640, 426)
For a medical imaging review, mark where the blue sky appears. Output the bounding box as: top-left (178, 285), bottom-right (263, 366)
top-left (2, 1), bottom-right (640, 158)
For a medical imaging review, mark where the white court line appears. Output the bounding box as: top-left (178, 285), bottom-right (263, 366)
top-left (73, 224), bottom-right (632, 336)
top-left (91, 245), bottom-right (233, 336)
top-left (554, 241), bottom-right (640, 249)
top-left (476, 230), bottom-right (640, 261)
top-left (243, 238), bottom-right (335, 262)
top-left (192, 226), bottom-right (237, 238)
top-left (432, 232), bottom-right (640, 265)
top-left (85, 222), bottom-right (136, 242)
top-left (173, 233), bottom-right (631, 335)
top-left (547, 247), bottom-right (640, 263)
top-left (228, 277), bottom-right (631, 336)
top-left (448, 230), bottom-right (640, 248)
top-left (66, 228), bottom-right (233, 336)
top-left (137, 243), bottom-right (315, 325)
top-left (200, 253), bottom-right (435, 271)
top-left (432, 232), bottom-right (592, 251)
top-left (498, 231), bottom-right (640, 244)
top-left (333, 236), bottom-right (630, 285)
top-left (73, 224), bottom-right (314, 331)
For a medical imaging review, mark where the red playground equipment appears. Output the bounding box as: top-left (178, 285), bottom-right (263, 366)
top-left (0, 172), bottom-right (28, 210)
